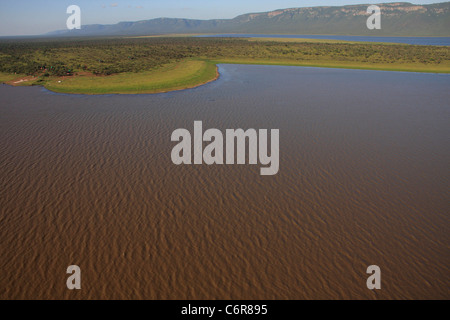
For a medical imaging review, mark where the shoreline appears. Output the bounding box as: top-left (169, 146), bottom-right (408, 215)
top-left (1, 60), bottom-right (219, 95)
top-left (1, 60), bottom-right (448, 95)
top-left (46, 65), bottom-right (220, 96)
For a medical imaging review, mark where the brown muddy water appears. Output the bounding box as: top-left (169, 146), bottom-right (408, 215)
top-left (0, 65), bottom-right (449, 299)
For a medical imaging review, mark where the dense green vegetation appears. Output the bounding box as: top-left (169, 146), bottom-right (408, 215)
top-left (0, 37), bottom-right (448, 94)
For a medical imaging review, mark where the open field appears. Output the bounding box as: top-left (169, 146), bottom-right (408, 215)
top-left (0, 72), bottom-right (26, 83)
top-left (1, 37), bottom-right (449, 94)
top-left (210, 57), bottom-right (450, 73)
top-left (44, 59), bottom-right (218, 94)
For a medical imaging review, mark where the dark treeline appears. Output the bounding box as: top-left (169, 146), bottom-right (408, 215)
top-left (0, 37), bottom-right (448, 76)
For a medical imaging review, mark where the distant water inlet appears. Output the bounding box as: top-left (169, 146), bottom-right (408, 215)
top-left (0, 65), bottom-right (449, 299)
top-left (198, 34), bottom-right (450, 46)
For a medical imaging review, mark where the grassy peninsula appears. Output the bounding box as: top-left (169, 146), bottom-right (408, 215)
top-left (0, 37), bottom-right (449, 94)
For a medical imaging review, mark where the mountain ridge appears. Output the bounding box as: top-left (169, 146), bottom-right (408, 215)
top-left (49, 2), bottom-right (450, 37)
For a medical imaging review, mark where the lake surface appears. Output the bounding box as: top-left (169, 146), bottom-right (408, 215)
top-left (0, 65), bottom-right (449, 299)
top-left (198, 34), bottom-right (450, 46)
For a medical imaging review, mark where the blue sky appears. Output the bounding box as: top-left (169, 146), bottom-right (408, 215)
top-left (0, 0), bottom-right (444, 36)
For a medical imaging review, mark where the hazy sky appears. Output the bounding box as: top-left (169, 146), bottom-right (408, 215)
top-left (0, 0), bottom-right (445, 36)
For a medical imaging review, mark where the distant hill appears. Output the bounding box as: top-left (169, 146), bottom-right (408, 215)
top-left (48, 2), bottom-right (450, 37)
